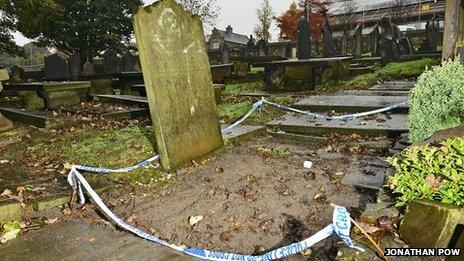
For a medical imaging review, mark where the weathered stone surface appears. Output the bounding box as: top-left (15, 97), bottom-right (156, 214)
top-left (0, 220), bottom-right (186, 260)
top-left (82, 62), bottom-right (95, 76)
top-left (416, 126), bottom-right (464, 146)
top-left (44, 91), bottom-right (81, 109)
top-left (10, 66), bottom-right (25, 83)
top-left (267, 113), bottom-right (408, 138)
top-left (0, 107), bottom-right (69, 129)
top-left (297, 16), bottom-right (311, 59)
top-left (68, 54), bottom-right (81, 80)
top-left (400, 200), bottom-right (463, 248)
top-left (341, 156), bottom-right (390, 190)
top-left (0, 112), bottom-right (13, 132)
top-left (370, 81), bottom-right (415, 91)
top-left (133, 0), bottom-right (223, 171)
top-left (210, 63), bottom-right (233, 84)
top-left (293, 95), bottom-right (408, 113)
top-left (213, 84), bottom-right (222, 104)
top-left (44, 52), bottom-right (69, 80)
top-left (222, 125), bottom-right (265, 143)
top-left (103, 49), bottom-right (120, 74)
top-left (359, 202), bottom-right (399, 224)
top-left (19, 91), bottom-right (46, 110)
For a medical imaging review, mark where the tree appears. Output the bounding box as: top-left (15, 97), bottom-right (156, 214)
top-left (275, 1), bottom-right (331, 41)
top-left (391, 0), bottom-right (407, 22)
top-left (0, 2), bottom-right (22, 55)
top-left (176, 0), bottom-right (220, 30)
top-left (254, 0), bottom-right (274, 42)
top-left (5, 0), bottom-right (142, 62)
top-left (340, 0), bottom-right (358, 31)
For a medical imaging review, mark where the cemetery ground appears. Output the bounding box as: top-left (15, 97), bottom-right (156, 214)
top-left (0, 58), bottom-right (437, 259)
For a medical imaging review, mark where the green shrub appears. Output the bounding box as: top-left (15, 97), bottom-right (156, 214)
top-left (408, 59), bottom-right (464, 141)
top-left (388, 137), bottom-right (464, 207)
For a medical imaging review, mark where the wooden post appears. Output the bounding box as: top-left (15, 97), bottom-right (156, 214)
top-left (442, 0), bottom-right (464, 59)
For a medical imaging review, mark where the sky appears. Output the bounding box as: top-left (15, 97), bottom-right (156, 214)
top-left (13, 0), bottom-right (296, 46)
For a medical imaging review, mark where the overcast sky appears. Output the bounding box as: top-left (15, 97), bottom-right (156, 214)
top-left (13, 0), bottom-right (296, 46)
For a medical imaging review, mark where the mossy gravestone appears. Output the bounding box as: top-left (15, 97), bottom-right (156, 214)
top-left (133, 0), bottom-right (223, 171)
top-left (0, 69), bottom-right (13, 131)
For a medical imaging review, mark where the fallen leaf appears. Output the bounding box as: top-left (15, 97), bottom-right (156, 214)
top-left (0, 229), bottom-right (20, 243)
top-left (0, 160), bottom-right (9, 164)
top-left (88, 236), bottom-right (96, 242)
top-left (219, 231), bottom-right (233, 242)
top-left (1, 189), bottom-right (12, 197)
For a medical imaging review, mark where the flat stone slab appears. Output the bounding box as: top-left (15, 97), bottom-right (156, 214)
top-left (293, 95), bottom-right (408, 112)
top-left (94, 94), bottom-right (148, 106)
top-left (0, 220), bottom-right (189, 261)
top-left (370, 81), bottom-right (415, 91)
top-left (0, 107), bottom-right (71, 129)
top-left (222, 125), bottom-right (265, 142)
top-left (341, 156), bottom-right (391, 190)
top-left (267, 113), bottom-right (408, 138)
top-left (336, 90), bottom-right (409, 97)
top-left (101, 108), bottom-right (149, 120)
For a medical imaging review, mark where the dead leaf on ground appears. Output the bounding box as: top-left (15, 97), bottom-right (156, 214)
top-left (44, 218), bottom-right (59, 225)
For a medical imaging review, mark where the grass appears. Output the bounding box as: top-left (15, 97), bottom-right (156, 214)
top-left (250, 66), bottom-right (264, 74)
top-left (218, 101), bottom-right (258, 123)
top-left (222, 82), bottom-right (263, 95)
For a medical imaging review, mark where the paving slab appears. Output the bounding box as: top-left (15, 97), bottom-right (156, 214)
top-left (292, 95), bottom-right (408, 112)
top-left (336, 90), bottom-right (409, 97)
top-left (0, 220), bottom-right (190, 261)
top-left (341, 156), bottom-right (392, 190)
top-left (267, 113), bottom-right (408, 138)
top-left (0, 107), bottom-right (72, 129)
top-left (94, 94), bottom-right (148, 106)
top-left (222, 125), bottom-right (265, 142)
top-left (370, 81), bottom-right (415, 91)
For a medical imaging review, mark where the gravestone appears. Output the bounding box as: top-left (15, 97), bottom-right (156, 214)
top-left (68, 54), bottom-right (81, 80)
top-left (103, 49), bottom-right (119, 74)
top-left (321, 9), bottom-right (339, 57)
top-left (256, 39), bottom-right (268, 56)
top-left (371, 25), bottom-right (380, 57)
top-left (461, 46), bottom-right (464, 65)
top-left (379, 18), bottom-right (399, 65)
top-left (44, 52), bottom-right (70, 80)
top-left (122, 51), bottom-right (137, 72)
top-left (285, 42), bottom-right (292, 58)
top-left (341, 31), bottom-right (348, 55)
top-left (133, 0), bottom-right (223, 171)
top-left (219, 43), bottom-right (230, 64)
top-left (353, 24), bottom-right (363, 59)
top-left (82, 62), bottom-right (95, 76)
top-left (10, 66), bottom-right (25, 83)
top-left (0, 69), bottom-right (13, 131)
top-left (297, 16), bottom-right (311, 59)
top-left (246, 35), bottom-right (255, 55)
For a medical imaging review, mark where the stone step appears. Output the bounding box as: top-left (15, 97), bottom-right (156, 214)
top-left (267, 113), bottom-right (408, 138)
top-left (292, 95), bottom-right (408, 113)
top-left (349, 66), bottom-right (375, 76)
top-left (336, 90), bottom-right (409, 97)
top-left (370, 81), bottom-right (416, 91)
top-left (0, 107), bottom-right (73, 129)
top-left (101, 108), bottom-right (150, 120)
top-left (94, 94), bottom-right (148, 106)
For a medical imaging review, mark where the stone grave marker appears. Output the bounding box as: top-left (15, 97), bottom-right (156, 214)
top-left (461, 46), bottom-right (464, 65)
top-left (246, 35), bottom-right (255, 55)
top-left (68, 54), bottom-right (81, 80)
top-left (44, 52), bottom-right (70, 80)
top-left (297, 16), bottom-right (311, 59)
top-left (321, 9), bottom-right (339, 57)
top-left (103, 49), bottom-right (119, 74)
top-left (10, 66), bottom-right (25, 83)
top-left (0, 69), bottom-right (13, 131)
top-left (256, 39), bottom-right (268, 56)
top-left (82, 62), bottom-right (95, 76)
top-left (133, 0), bottom-right (223, 171)
top-left (353, 24), bottom-right (363, 59)
top-left (122, 51), bottom-right (137, 72)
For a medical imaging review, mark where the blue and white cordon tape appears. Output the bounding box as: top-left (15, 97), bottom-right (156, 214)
top-left (66, 97), bottom-right (410, 260)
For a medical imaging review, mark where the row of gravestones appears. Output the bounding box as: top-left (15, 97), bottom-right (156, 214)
top-left (43, 50), bottom-right (141, 81)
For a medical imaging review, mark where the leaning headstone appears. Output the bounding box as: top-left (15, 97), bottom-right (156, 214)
top-left (0, 69), bottom-right (13, 131)
top-left (103, 49), bottom-right (119, 74)
top-left (321, 9), bottom-right (339, 57)
top-left (122, 51), bottom-right (137, 72)
top-left (371, 25), bottom-right (380, 57)
top-left (68, 54), bottom-right (81, 80)
top-left (10, 66), bottom-right (25, 83)
top-left (353, 24), bottom-right (363, 59)
top-left (219, 44), bottom-right (230, 64)
top-left (81, 62), bottom-right (95, 76)
top-left (379, 18), bottom-right (399, 65)
top-left (256, 39), bottom-right (269, 56)
top-left (45, 52), bottom-right (70, 80)
top-left (297, 16), bottom-right (311, 59)
top-left (133, 0), bottom-right (223, 171)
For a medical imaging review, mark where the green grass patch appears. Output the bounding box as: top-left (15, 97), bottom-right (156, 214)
top-left (378, 58), bottom-right (437, 78)
top-left (222, 82), bottom-right (263, 96)
top-left (269, 95), bottom-right (293, 105)
top-left (250, 66), bottom-right (264, 74)
top-left (218, 101), bottom-right (258, 123)
top-left (256, 146), bottom-right (291, 158)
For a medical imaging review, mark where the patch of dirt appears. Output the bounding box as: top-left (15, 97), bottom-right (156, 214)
top-left (100, 137), bottom-right (369, 257)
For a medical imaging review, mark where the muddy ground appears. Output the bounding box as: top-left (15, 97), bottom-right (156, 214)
top-left (86, 136), bottom-right (379, 259)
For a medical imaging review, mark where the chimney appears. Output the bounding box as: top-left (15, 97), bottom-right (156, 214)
top-left (226, 25), bottom-right (233, 34)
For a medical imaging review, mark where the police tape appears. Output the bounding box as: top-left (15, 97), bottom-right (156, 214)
top-left (68, 166), bottom-right (364, 260)
top-left (261, 99), bottom-right (407, 121)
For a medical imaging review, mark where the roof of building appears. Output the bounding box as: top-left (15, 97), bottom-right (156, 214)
top-left (207, 28), bottom-right (249, 45)
top-left (329, 0), bottom-right (438, 15)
